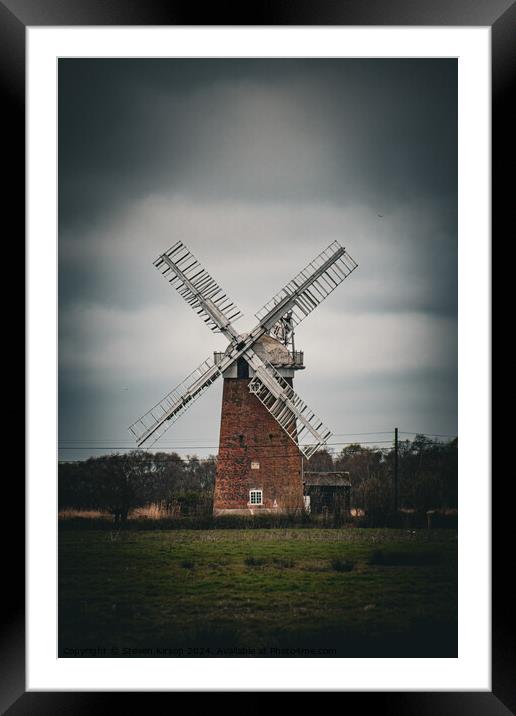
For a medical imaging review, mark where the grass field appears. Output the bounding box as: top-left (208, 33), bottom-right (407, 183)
top-left (59, 528), bottom-right (457, 657)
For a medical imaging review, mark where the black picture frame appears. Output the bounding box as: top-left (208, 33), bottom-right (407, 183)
top-left (8, 0), bottom-right (509, 709)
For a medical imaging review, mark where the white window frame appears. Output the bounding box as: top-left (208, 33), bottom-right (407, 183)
top-left (249, 489), bottom-right (263, 505)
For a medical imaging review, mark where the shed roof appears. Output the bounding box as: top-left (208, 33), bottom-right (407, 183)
top-left (303, 471), bottom-right (351, 487)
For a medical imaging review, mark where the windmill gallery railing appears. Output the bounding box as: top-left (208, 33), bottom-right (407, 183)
top-left (213, 350), bottom-right (304, 369)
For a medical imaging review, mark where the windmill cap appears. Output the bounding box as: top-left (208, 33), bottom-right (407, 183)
top-left (225, 333), bottom-right (295, 367)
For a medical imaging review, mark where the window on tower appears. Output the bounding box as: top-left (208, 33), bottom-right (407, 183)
top-left (249, 489), bottom-right (263, 505)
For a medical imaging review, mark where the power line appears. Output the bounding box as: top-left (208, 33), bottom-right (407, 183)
top-left (59, 438), bottom-right (456, 464)
top-left (399, 431), bottom-right (457, 438)
top-left (58, 440), bottom-right (400, 450)
top-left (58, 440), bottom-right (455, 452)
top-left (58, 430), bottom-right (398, 443)
top-left (58, 431), bottom-right (457, 444)
top-left (57, 430), bottom-right (457, 462)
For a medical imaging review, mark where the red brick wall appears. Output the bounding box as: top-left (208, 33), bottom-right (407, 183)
top-left (213, 378), bottom-right (304, 514)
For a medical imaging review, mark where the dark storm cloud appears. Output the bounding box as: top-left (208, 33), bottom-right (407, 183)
top-left (58, 59), bottom-right (457, 458)
top-left (59, 59), bottom-right (457, 232)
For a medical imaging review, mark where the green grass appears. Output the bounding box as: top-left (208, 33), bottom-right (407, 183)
top-left (59, 528), bottom-right (457, 657)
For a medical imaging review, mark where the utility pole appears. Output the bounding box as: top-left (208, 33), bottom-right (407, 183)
top-left (393, 427), bottom-right (399, 513)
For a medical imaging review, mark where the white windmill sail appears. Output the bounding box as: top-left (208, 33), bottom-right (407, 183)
top-left (128, 357), bottom-right (220, 447)
top-left (254, 241), bottom-right (357, 332)
top-left (154, 241), bottom-right (243, 341)
top-left (248, 360), bottom-right (333, 459)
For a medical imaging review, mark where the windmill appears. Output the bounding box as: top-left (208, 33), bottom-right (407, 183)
top-left (129, 240), bottom-right (358, 515)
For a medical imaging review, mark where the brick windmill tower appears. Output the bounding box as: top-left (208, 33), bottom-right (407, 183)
top-left (129, 241), bottom-right (358, 516)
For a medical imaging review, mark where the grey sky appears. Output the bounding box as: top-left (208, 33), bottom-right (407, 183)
top-left (58, 59), bottom-right (457, 460)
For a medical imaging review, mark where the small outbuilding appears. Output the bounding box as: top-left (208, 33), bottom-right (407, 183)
top-left (302, 471), bottom-right (351, 517)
